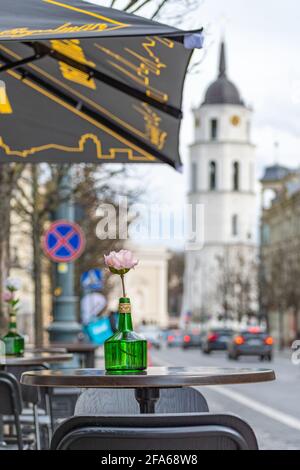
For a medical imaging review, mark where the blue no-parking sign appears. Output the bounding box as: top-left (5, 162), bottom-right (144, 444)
top-left (42, 219), bottom-right (85, 263)
top-left (81, 268), bottom-right (103, 291)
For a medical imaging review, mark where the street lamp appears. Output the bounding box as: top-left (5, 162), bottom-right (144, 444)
top-left (47, 166), bottom-right (82, 343)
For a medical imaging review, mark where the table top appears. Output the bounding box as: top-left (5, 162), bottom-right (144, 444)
top-left (1, 351), bottom-right (73, 366)
top-left (26, 347), bottom-right (67, 354)
top-left (21, 366), bottom-right (275, 388)
top-left (50, 342), bottom-right (99, 352)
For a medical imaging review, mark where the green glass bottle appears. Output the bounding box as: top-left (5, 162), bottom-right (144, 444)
top-left (2, 312), bottom-right (25, 357)
top-left (105, 297), bottom-right (147, 372)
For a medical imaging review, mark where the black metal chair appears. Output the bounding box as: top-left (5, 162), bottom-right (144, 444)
top-left (51, 413), bottom-right (258, 450)
top-left (5, 364), bottom-right (53, 449)
top-left (74, 387), bottom-right (209, 415)
top-left (0, 371), bottom-right (23, 450)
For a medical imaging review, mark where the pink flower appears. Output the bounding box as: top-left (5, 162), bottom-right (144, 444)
top-left (104, 250), bottom-right (138, 272)
top-left (104, 250), bottom-right (139, 297)
top-left (2, 291), bottom-right (13, 302)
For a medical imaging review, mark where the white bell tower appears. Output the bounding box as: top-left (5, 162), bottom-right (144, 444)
top-left (184, 41), bottom-right (256, 320)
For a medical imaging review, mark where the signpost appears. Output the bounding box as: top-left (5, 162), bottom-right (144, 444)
top-left (42, 220), bottom-right (85, 263)
top-left (45, 171), bottom-right (85, 344)
top-left (81, 268), bottom-right (103, 291)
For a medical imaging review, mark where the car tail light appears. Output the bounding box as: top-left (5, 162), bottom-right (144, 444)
top-left (234, 335), bottom-right (245, 345)
top-left (265, 336), bottom-right (273, 345)
top-left (168, 335), bottom-right (174, 342)
top-left (208, 333), bottom-right (218, 342)
top-left (184, 335), bottom-right (191, 343)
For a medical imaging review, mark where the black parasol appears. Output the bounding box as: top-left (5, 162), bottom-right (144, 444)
top-left (0, 0), bottom-right (203, 167)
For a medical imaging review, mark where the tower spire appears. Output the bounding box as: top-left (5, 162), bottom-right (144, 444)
top-left (219, 41), bottom-right (226, 78)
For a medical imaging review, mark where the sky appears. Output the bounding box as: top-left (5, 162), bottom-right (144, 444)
top-left (86, 0), bottom-right (300, 248)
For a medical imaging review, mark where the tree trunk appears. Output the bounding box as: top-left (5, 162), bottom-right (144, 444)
top-left (0, 165), bottom-right (13, 333)
top-left (32, 165), bottom-right (44, 346)
top-left (293, 308), bottom-right (299, 341)
top-left (278, 310), bottom-right (284, 350)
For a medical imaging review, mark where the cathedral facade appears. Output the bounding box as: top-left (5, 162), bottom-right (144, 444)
top-left (184, 42), bottom-right (257, 322)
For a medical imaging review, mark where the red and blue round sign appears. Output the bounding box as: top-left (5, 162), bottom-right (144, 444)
top-left (42, 220), bottom-right (85, 263)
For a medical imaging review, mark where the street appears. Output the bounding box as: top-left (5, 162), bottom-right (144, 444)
top-left (150, 346), bottom-right (300, 450)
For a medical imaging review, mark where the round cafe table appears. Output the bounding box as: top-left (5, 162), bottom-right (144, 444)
top-left (1, 351), bottom-right (73, 367)
top-left (21, 366), bottom-right (275, 414)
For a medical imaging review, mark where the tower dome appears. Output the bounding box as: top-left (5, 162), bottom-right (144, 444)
top-left (203, 41), bottom-right (244, 106)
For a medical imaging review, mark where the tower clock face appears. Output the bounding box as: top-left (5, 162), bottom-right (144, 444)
top-left (230, 115), bottom-right (241, 126)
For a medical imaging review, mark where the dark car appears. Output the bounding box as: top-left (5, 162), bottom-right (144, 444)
top-left (227, 327), bottom-right (273, 361)
top-left (201, 328), bottom-right (234, 354)
top-left (181, 327), bottom-right (202, 349)
top-left (167, 329), bottom-right (183, 347)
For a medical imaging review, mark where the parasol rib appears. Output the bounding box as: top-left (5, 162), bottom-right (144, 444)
top-left (0, 52), bottom-right (47, 72)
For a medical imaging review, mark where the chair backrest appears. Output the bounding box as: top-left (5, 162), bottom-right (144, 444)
top-left (0, 371), bottom-right (23, 415)
top-left (0, 371), bottom-right (24, 450)
top-left (75, 387), bottom-right (209, 415)
top-left (51, 413), bottom-right (258, 450)
top-left (7, 364), bottom-right (49, 406)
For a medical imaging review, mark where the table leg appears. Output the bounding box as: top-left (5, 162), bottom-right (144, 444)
top-left (0, 415), bottom-right (6, 448)
top-left (134, 388), bottom-right (160, 414)
top-left (86, 351), bottom-right (95, 368)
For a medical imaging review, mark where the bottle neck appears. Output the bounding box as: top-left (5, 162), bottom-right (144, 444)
top-left (8, 312), bottom-right (17, 333)
top-left (118, 298), bottom-right (133, 332)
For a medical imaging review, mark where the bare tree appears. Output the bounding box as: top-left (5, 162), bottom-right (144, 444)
top-left (108, 0), bottom-right (200, 21)
top-left (216, 249), bottom-right (236, 321)
top-left (12, 163), bottom-right (141, 344)
top-left (168, 250), bottom-right (184, 318)
top-left (217, 247), bottom-right (257, 323)
top-left (260, 245), bottom-right (288, 349)
top-left (12, 164), bottom-right (67, 345)
top-left (0, 164), bottom-right (24, 333)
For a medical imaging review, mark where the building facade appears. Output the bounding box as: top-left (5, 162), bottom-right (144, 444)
top-left (260, 165), bottom-right (300, 346)
top-left (184, 41), bottom-right (257, 321)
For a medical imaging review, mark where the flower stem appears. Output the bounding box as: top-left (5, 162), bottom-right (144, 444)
top-left (121, 274), bottom-right (126, 298)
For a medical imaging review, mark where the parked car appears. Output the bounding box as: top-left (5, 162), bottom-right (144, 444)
top-left (227, 327), bottom-right (273, 361)
top-left (182, 327), bottom-right (202, 349)
top-left (167, 329), bottom-right (183, 347)
top-left (138, 325), bottom-right (162, 350)
top-left (201, 328), bottom-right (234, 354)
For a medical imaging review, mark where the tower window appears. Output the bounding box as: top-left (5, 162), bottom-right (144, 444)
top-left (210, 119), bottom-right (218, 140)
top-left (209, 161), bottom-right (217, 190)
top-left (233, 161), bottom-right (240, 191)
top-left (191, 162), bottom-right (197, 192)
top-left (232, 214), bottom-right (238, 236)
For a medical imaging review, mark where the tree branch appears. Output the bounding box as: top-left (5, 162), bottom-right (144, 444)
top-left (151, 0), bottom-right (169, 19)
